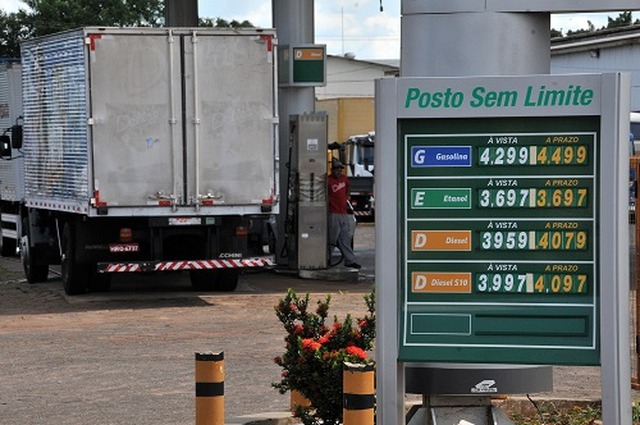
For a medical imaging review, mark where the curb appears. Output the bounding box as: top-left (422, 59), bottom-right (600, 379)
top-left (227, 412), bottom-right (300, 425)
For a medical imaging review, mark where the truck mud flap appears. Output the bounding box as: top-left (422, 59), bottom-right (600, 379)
top-left (97, 256), bottom-right (275, 273)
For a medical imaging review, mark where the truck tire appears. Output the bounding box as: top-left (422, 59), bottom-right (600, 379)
top-left (215, 269), bottom-right (239, 292)
top-left (190, 269), bottom-right (239, 292)
top-left (1, 232), bottom-right (16, 257)
top-left (20, 218), bottom-right (49, 283)
top-left (61, 223), bottom-right (90, 295)
top-left (189, 270), bottom-right (218, 291)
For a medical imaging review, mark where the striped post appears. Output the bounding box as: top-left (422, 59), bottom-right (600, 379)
top-left (195, 352), bottom-right (224, 425)
top-left (290, 389), bottom-right (312, 413)
top-left (343, 362), bottom-right (375, 425)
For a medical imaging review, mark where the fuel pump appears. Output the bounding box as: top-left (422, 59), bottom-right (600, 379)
top-left (284, 113), bottom-right (328, 270)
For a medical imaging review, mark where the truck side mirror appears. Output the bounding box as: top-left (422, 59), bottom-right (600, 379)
top-left (0, 135), bottom-right (11, 158)
top-left (11, 125), bottom-right (22, 149)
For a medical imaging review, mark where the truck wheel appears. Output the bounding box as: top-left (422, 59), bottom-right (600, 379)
top-left (215, 269), bottom-right (239, 292)
top-left (1, 234), bottom-right (16, 257)
top-left (189, 269), bottom-right (219, 291)
top-left (61, 223), bottom-right (90, 295)
top-left (20, 218), bottom-right (49, 283)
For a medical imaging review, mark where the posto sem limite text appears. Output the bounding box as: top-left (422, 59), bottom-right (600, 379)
top-left (405, 85), bottom-right (594, 109)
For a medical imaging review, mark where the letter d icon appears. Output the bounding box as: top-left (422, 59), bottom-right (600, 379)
top-left (413, 232), bottom-right (427, 249)
top-left (413, 274), bottom-right (428, 291)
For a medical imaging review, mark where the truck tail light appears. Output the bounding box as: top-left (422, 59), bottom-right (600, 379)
top-left (235, 226), bottom-right (248, 237)
top-left (119, 228), bottom-right (133, 242)
top-left (261, 193), bottom-right (274, 212)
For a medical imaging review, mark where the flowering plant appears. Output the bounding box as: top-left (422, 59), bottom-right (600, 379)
top-left (273, 288), bottom-right (375, 425)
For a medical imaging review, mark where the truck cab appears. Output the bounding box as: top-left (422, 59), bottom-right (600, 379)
top-left (328, 132), bottom-right (375, 220)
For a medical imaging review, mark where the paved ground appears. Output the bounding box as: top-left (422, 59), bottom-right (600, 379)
top-left (0, 223), bottom-right (638, 424)
top-left (0, 224), bottom-right (376, 425)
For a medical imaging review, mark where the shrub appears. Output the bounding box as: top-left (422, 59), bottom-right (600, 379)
top-left (273, 288), bottom-right (375, 425)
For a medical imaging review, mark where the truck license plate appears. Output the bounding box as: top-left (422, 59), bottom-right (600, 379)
top-left (109, 243), bottom-right (140, 253)
top-left (169, 217), bottom-right (202, 226)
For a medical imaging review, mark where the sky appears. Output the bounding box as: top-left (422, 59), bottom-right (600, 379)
top-left (1, 0), bottom-right (638, 60)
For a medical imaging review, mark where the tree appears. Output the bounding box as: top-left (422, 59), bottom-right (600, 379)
top-left (22, 0), bottom-right (164, 37)
top-left (0, 10), bottom-right (30, 58)
top-left (607, 11), bottom-right (633, 29)
top-left (550, 28), bottom-right (563, 39)
top-left (552, 11), bottom-right (639, 38)
top-left (199, 17), bottom-right (254, 28)
top-left (0, 0), bottom-right (164, 57)
top-left (0, 1), bottom-right (255, 57)
top-left (566, 21), bottom-right (596, 37)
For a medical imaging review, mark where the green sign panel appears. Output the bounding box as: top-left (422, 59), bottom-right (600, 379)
top-left (412, 188), bottom-right (472, 209)
top-left (278, 44), bottom-right (326, 87)
top-left (398, 117), bottom-right (600, 365)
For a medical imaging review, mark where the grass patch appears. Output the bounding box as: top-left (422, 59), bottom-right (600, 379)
top-left (505, 400), bottom-right (640, 424)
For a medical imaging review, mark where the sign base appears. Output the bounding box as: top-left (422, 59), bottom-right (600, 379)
top-left (405, 363), bottom-right (552, 395)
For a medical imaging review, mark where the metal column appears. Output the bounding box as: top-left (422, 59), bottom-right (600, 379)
top-left (273, 0), bottom-right (317, 266)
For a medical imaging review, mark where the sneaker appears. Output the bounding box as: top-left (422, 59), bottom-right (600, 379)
top-left (345, 262), bottom-right (361, 269)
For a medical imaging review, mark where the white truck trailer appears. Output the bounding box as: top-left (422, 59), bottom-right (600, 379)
top-left (0, 59), bottom-right (23, 257)
top-left (1, 27), bottom-right (279, 295)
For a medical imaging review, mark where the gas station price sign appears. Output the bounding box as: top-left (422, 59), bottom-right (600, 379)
top-left (400, 122), bottom-right (599, 364)
top-left (373, 73), bottom-right (632, 366)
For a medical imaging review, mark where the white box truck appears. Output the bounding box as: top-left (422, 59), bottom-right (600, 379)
top-left (0, 59), bottom-right (23, 257)
top-left (1, 27), bottom-right (279, 294)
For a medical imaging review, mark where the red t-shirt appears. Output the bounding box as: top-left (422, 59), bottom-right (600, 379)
top-left (327, 174), bottom-right (350, 214)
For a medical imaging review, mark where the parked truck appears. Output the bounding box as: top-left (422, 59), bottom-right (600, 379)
top-left (0, 59), bottom-right (23, 257)
top-left (0, 27), bottom-right (279, 295)
top-left (328, 132), bottom-right (374, 220)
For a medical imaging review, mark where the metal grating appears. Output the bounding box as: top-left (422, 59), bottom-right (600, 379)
top-left (21, 30), bottom-right (89, 203)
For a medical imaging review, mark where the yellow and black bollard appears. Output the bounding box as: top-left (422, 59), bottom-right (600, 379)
top-left (290, 389), bottom-right (312, 413)
top-left (195, 351), bottom-right (224, 425)
top-left (342, 361), bottom-right (375, 425)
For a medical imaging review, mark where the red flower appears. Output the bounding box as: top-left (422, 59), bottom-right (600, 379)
top-left (318, 334), bottom-right (330, 345)
top-left (302, 338), bottom-right (322, 352)
top-left (293, 324), bottom-right (304, 335)
top-left (345, 346), bottom-right (367, 360)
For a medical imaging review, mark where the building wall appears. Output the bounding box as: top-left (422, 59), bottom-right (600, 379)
top-left (316, 97), bottom-right (375, 143)
top-left (316, 56), bottom-right (396, 100)
top-left (315, 56), bottom-right (394, 144)
top-left (550, 33), bottom-right (640, 112)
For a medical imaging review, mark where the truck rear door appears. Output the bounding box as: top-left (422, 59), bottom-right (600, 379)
top-left (182, 32), bottom-right (276, 207)
top-left (89, 32), bottom-right (184, 207)
top-left (89, 30), bottom-right (276, 210)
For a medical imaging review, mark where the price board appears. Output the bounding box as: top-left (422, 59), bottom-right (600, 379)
top-left (400, 118), bottom-right (599, 364)
top-left (375, 73), bottom-right (630, 367)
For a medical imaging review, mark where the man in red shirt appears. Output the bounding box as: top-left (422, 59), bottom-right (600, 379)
top-left (327, 160), bottom-right (360, 269)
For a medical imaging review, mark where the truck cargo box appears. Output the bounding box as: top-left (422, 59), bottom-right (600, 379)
top-left (15, 28), bottom-right (279, 294)
top-left (20, 27), bottom-right (278, 216)
top-left (0, 59), bottom-right (23, 204)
